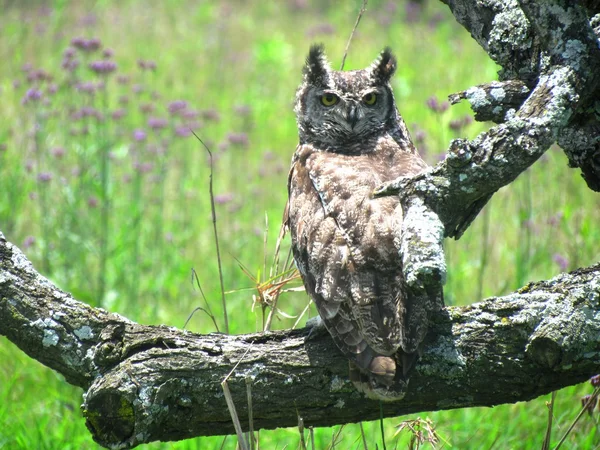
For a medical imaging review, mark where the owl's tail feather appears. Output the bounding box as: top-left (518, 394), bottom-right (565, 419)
top-left (349, 356), bottom-right (408, 401)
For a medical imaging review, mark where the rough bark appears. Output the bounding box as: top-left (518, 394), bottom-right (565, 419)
top-left (375, 0), bottom-right (600, 314)
top-left (1, 232), bottom-right (599, 449)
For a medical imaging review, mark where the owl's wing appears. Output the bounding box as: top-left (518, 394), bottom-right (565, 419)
top-left (286, 145), bottom-right (420, 393)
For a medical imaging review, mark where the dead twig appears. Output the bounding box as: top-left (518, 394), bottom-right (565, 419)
top-left (340, 0), bottom-right (368, 71)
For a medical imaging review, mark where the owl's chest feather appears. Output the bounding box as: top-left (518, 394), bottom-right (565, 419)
top-left (297, 143), bottom-right (408, 265)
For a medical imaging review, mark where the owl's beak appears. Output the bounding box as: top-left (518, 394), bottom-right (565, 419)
top-left (346, 103), bottom-right (358, 129)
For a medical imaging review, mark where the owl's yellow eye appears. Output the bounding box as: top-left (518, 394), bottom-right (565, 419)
top-left (363, 92), bottom-right (377, 105)
top-left (320, 93), bottom-right (339, 107)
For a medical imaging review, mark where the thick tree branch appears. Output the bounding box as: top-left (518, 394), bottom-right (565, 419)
top-left (443, 1), bottom-right (600, 192)
top-left (2, 232), bottom-right (600, 448)
top-left (374, 1), bottom-right (600, 305)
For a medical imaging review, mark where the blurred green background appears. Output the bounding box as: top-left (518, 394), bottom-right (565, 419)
top-left (1, 0), bottom-right (599, 448)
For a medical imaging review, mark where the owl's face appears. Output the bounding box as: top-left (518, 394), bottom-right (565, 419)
top-left (295, 45), bottom-right (399, 153)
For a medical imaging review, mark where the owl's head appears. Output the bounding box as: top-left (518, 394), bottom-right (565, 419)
top-left (294, 44), bottom-right (402, 153)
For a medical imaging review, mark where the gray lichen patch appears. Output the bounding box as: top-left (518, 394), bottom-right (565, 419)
top-left (400, 200), bottom-right (446, 287)
top-left (75, 325), bottom-right (94, 341)
top-left (490, 87), bottom-right (506, 102)
top-left (330, 375), bottom-right (346, 392)
top-left (42, 328), bottom-right (60, 347)
top-left (488, 2), bottom-right (531, 56)
top-left (465, 87), bottom-right (490, 109)
top-left (563, 40), bottom-right (586, 71)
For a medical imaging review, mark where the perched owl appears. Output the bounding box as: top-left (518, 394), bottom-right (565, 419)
top-left (285, 45), bottom-right (437, 400)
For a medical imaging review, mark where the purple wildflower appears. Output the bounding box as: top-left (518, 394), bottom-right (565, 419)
top-left (414, 129), bottom-right (427, 143)
top-left (71, 37), bottom-right (101, 52)
top-left (133, 129), bottom-right (147, 142)
top-left (547, 212), bottom-right (563, 227)
top-left (214, 193), bottom-right (234, 204)
top-left (148, 117), bottom-right (168, 130)
top-left (234, 104), bottom-right (252, 116)
top-left (89, 60), bottom-right (117, 74)
top-left (87, 196), bottom-right (99, 208)
top-left (429, 12), bottom-right (446, 29)
top-left (201, 108), bottom-right (221, 122)
top-left (139, 103), bottom-right (155, 114)
top-left (26, 69), bottom-right (52, 83)
top-left (137, 59), bottom-right (157, 71)
top-left (184, 121), bottom-right (201, 130)
top-left (168, 100), bottom-right (188, 115)
top-left (552, 253), bottom-right (569, 272)
top-left (51, 147), bottom-right (65, 158)
top-left (111, 109), bottom-right (126, 120)
top-left (23, 236), bottom-right (36, 249)
top-left (61, 57), bottom-right (79, 72)
top-left (404, 1), bottom-right (422, 23)
top-left (80, 106), bottom-right (97, 118)
top-left (63, 47), bottom-right (76, 58)
top-left (37, 172), bottom-right (53, 183)
top-left (21, 88), bottom-right (43, 105)
top-left (80, 13), bottom-right (97, 27)
top-left (102, 48), bottom-right (114, 59)
top-left (134, 161), bottom-right (154, 173)
top-left (591, 375), bottom-right (600, 387)
top-left (306, 23), bottom-right (336, 38)
top-left (426, 96), bottom-right (439, 111)
top-left (118, 95), bottom-right (129, 105)
top-left (449, 119), bottom-right (463, 131)
top-left (227, 132), bottom-right (249, 147)
top-left (182, 109), bottom-right (199, 120)
top-left (76, 81), bottom-right (96, 95)
top-left (175, 126), bottom-right (192, 137)
top-left (117, 75), bottom-right (130, 85)
top-left (426, 96), bottom-right (449, 113)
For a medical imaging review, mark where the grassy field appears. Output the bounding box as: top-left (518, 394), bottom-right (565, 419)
top-left (1, 0), bottom-right (599, 448)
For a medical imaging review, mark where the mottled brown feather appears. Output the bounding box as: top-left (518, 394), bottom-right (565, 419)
top-left (287, 46), bottom-right (436, 400)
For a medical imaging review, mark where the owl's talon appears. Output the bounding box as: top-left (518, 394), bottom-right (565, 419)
top-left (304, 315), bottom-right (327, 340)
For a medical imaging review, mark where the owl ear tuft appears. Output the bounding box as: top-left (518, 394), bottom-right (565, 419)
top-left (303, 44), bottom-right (331, 86)
top-left (369, 47), bottom-right (396, 84)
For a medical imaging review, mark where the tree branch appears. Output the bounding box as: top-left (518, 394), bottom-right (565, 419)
top-left (1, 231), bottom-right (600, 448)
top-left (374, 1), bottom-right (600, 308)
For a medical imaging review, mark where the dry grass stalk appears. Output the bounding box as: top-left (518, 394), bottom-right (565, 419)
top-left (542, 391), bottom-right (557, 450)
top-left (246, 376), bottom-right (256, 450)
top-left (554, 386), bottom-right (600, 450)
top-left (394, 417), bottom-right (442, 450)
top-left (183, 268), bottom-right (220, 331)
top-left (221, 344), bottom-right (254, 450)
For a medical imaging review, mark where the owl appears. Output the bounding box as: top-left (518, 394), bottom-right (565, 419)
top-left (285, 45), bottom-right (438, 400)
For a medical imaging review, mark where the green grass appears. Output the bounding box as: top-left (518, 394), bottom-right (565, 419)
top-left (1, 0), bottom-right (599, 448)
